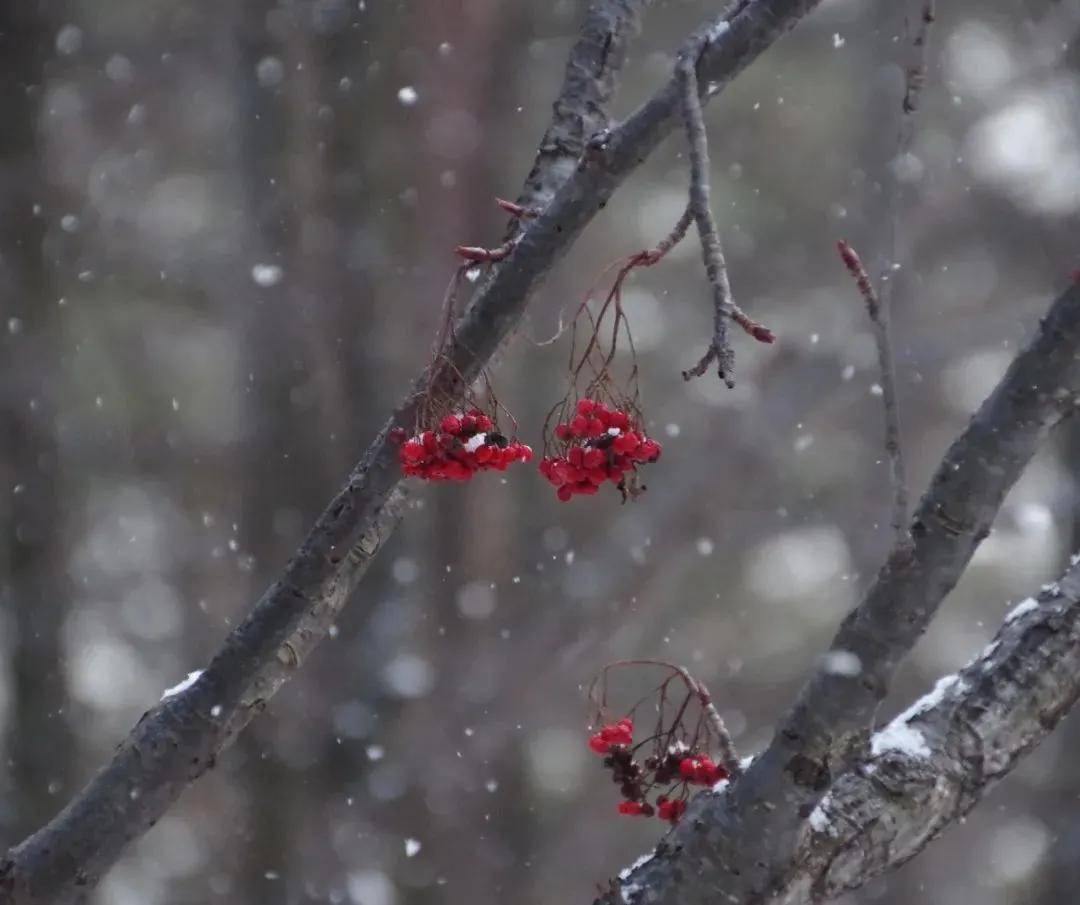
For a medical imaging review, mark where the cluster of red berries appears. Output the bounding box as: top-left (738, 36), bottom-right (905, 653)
top-left (398, 410), bottom-right (533, 481)
top-left (539, 399), bottom-right (662, 501)
top-left (588, 717), bottom-right (729, 825)
top-left (677, 754), bottom-right (727, 787)
top-left (588, 718), bottom-right (634, 754)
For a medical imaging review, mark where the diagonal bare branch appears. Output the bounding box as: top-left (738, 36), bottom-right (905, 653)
top-left (838, 240), bottom-right (908, 543)
top-left (784, 554), bottom-right (1080, 902)
top-left (0, 1), bottom-right (827, 902)
top-left (601, 279), bottom-right (1080, 905)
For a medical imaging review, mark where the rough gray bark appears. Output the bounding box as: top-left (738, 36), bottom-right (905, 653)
top-left (614, 555), bottom-right (1080, 905)
top-left (602, 280), bottom-right (1080, 905)
top-left (0, 1), bottom-right (825, 901)
top-left (783, 557), bottom-right (1080, 902)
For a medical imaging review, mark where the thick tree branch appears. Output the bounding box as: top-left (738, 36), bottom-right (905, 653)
top-left (0, 2), bottom-right (825, 902)
top-left (602, 280), bottom-right (1080, 905)
top-left (615, 555), bottom-right (1080, 905)
top-left (511, 0), bottom-right (653, 220)
top-left (783, 555), bottom-right (1080, 902)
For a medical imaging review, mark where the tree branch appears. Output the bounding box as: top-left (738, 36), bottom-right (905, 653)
top-left (677, 29), bottom-right (775, 387)
top-left (615, 554), bottom-right (1080, 905)
top-left (782, 554), bottom-right (1080, 902)
top-left (601, 280), bottom-right (1080, 905)
top-left (837, 240), bottom-right (908, 543)
top-left (0, 1), bottom-right (826, 902)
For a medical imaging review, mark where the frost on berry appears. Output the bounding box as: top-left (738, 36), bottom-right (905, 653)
top-left (584, 660), bottom-right (734, 827)
top-left (398, 407), bottom-right (532, 483)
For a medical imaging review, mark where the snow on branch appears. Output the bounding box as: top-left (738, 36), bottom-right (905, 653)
top-left (599, 279), bottom-right (1080, 905)
top-left (0, 2), bottom-right (829, 902)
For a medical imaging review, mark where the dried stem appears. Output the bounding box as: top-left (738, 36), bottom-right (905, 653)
top-left (838, 240), bottom-right (908, 542)
top-left (591, 659), bottom-right (742, 779)
top-left (677, 39), bottom-right (774, 388)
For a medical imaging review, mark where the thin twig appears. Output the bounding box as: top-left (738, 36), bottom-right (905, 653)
top-left (593, 659), bottom-right (742, 779)
top-left (837, 240), bottom-right (908, 542)
top-left (677, 39), bottom-right (774, 387)
top-left (0, 2), bottom-right (829, 897)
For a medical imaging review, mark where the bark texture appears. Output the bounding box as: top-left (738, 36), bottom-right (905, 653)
top-left (0, 1), bottom-right (825, 901)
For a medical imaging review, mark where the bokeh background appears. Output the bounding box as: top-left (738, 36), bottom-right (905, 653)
top-left (3, 0), bottom-right (1080, 903)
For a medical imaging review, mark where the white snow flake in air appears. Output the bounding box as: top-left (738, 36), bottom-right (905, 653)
top-left (397, 86), bottom-right (419, 106)
top-left (256, 56), bottom-right (285, 87)
top-left (832, 33), bottom-right (846, 49)
top-left (55, 25), bottom-right (83, 56)
top-left (251, 263), bottom-right (283, 287)
top-left (404, 838), bottom-right (422, 857)
top-left (366, 745), bottom-right (385, 762)
top-left (161, 670), bottom-right (203, 700)
top-left (821, 649), bottom-right (862, 677)
top-left (696, 537), bottom-right (715, 556)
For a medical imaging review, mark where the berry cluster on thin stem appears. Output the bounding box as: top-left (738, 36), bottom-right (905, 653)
top-left (589, 659), bottom-right (742, 781)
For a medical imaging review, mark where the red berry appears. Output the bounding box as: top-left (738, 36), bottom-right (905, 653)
top-left (460, 414), bottom-right (478, 434)
top-left (569, 415), bottom-right (589, 437)
top-left (474, 413), bottom-right (493, 433)
top-left (608, 410), bottom-right (630, 431)
top-left (585, 417), bottom-right (605, 439)
top-left (657, 798), bottom-right (686, 823)
top-left (475, 444), bottom-right (494, 464)
top-left (613, 432), bottom-right (638, 455)
top-left (518, 444), bottom-right (534, 462)
top-left (617, 801), bottom-right (647, 817)
top-left (635, 438), bottom-right (662, 462)
top-left (440, 415), bottom-right (463, 435)
top-left (557, 485), bottom-right (574, 502)
top-left (554, 423), bottom-right (572, 441)
top-left (401, 440), bottom-right (426, 464)
top-left (576, 398), bottom-right (596, 417)
top-left (421, 431), bottom-right (438, 453)
top-left (583, 448), bottom-right (605, 469)
top-left (588, 734), bottom-right (611, 755)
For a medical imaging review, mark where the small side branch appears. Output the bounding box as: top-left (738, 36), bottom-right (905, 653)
top-left (838, 240), bottom-right (908, 541)
top-left (676, 40), bottom-right (774, 388)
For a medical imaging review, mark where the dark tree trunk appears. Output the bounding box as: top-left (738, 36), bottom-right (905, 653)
top-left (0, 5), bottom-right (77, 842)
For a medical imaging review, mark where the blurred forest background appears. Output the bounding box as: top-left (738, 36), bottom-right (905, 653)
top-left (2, 0), bottom-right (1080, 903)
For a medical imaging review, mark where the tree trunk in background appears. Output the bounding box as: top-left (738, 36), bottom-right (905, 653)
top-left (0, 5), bottom-right (76, 841)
